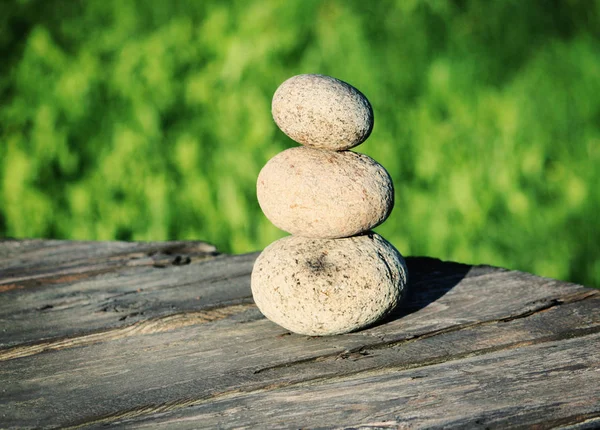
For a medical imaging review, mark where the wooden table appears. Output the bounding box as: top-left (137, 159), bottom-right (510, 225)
top-left (1, 239), bottom-right (598, 429)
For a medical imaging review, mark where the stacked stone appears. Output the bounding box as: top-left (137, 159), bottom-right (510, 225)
top-left (251, 74), bottom-right (408, 336)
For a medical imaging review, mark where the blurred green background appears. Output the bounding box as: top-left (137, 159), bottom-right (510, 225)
top-left (1, 0), bottom-right (599, 286)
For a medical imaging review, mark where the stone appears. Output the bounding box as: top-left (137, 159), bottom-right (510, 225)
top-left (272, 74), bottom-right (374, 151)
top-left (257, 146), bottom-right (394, 238)
top-left (251, 233), bottom-right (408, 336)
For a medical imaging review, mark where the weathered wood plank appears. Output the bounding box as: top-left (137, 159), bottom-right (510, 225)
top-left (0, 247), bottom-right (470, 351)
top-left (112, 332), bottom-right (600, 429)
top-left (0, 241), bottom-right (252, 349)
top-left (0, 240), bottom-right (598, 429)
top-left (0, 243), bottom-right (587, 354)
top-left (0, 239), bottom-right (217, 274)
top-left (1, 295), bottom-right (597, 428)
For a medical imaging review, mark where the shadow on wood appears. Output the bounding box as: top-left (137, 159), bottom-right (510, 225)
top-left (376, 257), bottom-right (472, 327)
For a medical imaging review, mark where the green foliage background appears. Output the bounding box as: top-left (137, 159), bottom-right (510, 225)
top-left (1, 0), bottom-right (599, 286)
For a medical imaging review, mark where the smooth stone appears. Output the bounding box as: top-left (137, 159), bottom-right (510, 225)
top-left (272, 74), bottom-right (374, 151)
top-left (251, 233), bottom-right (408, 336)
top-left (257, 146), bottom-right (394, 238)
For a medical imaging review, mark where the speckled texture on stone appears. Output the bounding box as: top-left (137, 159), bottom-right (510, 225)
top-left (257, 147), bottom-right (394, 238)
top-left (251, 233), bottom-right (408, 336)
top-left (272, 74), bottom-right (374, 151)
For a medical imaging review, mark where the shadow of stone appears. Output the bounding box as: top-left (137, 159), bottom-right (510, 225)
top-left (378, 256), bottom-right (472, 325)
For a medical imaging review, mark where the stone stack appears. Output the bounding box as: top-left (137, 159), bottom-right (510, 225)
top-left (251, 74), bottom-right (408, 336)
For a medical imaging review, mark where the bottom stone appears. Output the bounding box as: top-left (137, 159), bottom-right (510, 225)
top-left (251, 232), bottom-right (408, 336)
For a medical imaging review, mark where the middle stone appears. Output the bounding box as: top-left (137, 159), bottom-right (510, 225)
top-left (257, 146), bottom-right (394, 238)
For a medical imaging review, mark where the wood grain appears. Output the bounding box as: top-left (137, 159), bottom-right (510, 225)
top-left (0, 239), bottom-right (598, 429)
top-left (113, 332), bottom-right (600, 429)
top-left (0, 240), bottom-right (251, 349)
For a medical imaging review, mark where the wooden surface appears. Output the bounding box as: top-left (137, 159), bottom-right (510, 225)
top-left (0, 239), bottom-right (598, 429)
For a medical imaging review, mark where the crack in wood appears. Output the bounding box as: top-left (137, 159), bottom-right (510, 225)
top-left (0, 246), bottom-right (220, 288)
top-left (252, 289), bottom-right (599, 375)
top-left (0, 254), bottom-right (219, 290)
top-left (0, 301), bottom-right (255, 362)
top-left (445, 409), bottom-right (600, 430)
top-left (553, 414), bottom-right (600, 429)
top-left (0, 267), bottom-right (121, 290)
top-left (63, 389), bottom-right (249, 430)
top-left (371, 324), bottom-right (600, 374)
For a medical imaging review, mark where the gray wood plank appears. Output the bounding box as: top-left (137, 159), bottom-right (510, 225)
top-left (113, 331), bottom-right (600, 430)
top-left (0, 242), bottom-right (251, 349)
top-left (0, 240), bottom-right (598, 429)
top-left (0, 280), bottom-right (597, 428)
top-left (0, 242), bottom-right (588, 354)
top-left (0, 239), bottom-right (217, 274)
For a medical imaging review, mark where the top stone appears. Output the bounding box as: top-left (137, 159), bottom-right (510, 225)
top-left (272, 74), bottom-right (374, 151)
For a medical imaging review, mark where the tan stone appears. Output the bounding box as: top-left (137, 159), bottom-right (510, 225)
top-left (251, 233), bottom-right (408, 336)
top-left (257, 147), bottom-right (394, 238)
top-left (272, 74), bottom-right (373, 150)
